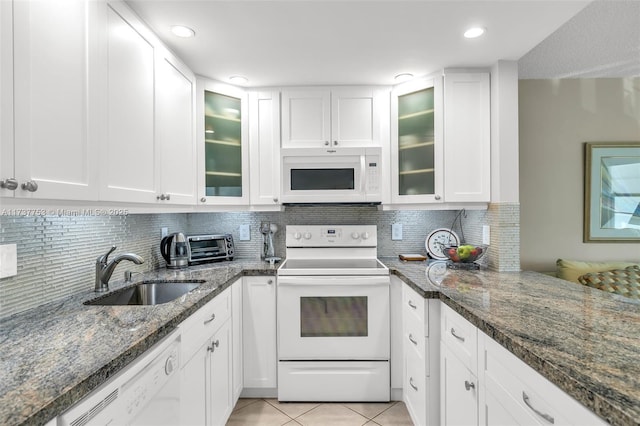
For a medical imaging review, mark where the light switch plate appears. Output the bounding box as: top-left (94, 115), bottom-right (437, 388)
top-left (392, 223), bottom-right (403, 240)
top-left (0, 244), bottom-right (18, 278)
top-left (482, 225), bottom-right (491, 245)
top-left (239, 224), bottom-right (251, 241)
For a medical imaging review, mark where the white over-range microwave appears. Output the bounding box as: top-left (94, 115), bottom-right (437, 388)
top-left (281, 147), bottom-right (382, 204)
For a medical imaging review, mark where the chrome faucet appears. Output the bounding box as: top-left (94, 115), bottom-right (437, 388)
top-left (95, 246), bottom-right (144, 292)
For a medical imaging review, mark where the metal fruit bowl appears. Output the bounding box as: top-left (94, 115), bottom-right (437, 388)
top-left (441, 244), bottom-right (486, 263)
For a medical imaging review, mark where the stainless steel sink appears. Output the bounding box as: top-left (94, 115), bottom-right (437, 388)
top-left (84, 280), bottom-right (204, 306)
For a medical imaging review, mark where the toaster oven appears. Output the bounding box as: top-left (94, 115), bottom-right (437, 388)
top-left (187, 234), bottom-right (234, 264)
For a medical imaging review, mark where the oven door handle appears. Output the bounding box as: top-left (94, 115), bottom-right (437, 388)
top-left (277, 276), bottom-right (390, 286)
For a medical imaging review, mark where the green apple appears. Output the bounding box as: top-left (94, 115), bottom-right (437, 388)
top-left (457, 245), bottom-right (473, 260)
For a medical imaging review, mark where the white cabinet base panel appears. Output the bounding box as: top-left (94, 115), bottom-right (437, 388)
top-left (278, 361), bottom-right (390, 402)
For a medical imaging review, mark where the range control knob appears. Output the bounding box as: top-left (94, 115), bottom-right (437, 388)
top-left (361, 232), bottom-right (370, 240)
top-left (303, 232), bottom-right (312, 240)
top-left (351, 232), bottom-right (360, 239)
top-left (293, 232), bottom-right (302, 240)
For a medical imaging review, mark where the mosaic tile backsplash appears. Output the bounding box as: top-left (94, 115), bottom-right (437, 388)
top-left (0, 204), bottom-right (519, 318)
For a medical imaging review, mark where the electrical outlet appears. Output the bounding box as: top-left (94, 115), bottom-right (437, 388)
top-left (483, 225), bottom-right (491, 245)
top-left (161, 227), bottom-right (169, 238)
top-left (392, 223), bottom-right (403, 240)
top-left (239, 224), bottom-right (251, 241)
top-left (0, 244), bottom-right (17, 278)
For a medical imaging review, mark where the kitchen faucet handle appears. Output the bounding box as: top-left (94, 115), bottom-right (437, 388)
top-left (98, 245), bottom-right (117, 264)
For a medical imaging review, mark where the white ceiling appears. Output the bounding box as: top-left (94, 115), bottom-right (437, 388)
top-left (126, 0), bottom-right (596, 87)
top-left (518, 0), bottom-right (640, 79)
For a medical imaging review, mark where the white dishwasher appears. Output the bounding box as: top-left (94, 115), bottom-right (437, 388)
top-left (59, 330), bottom-right (181, 426)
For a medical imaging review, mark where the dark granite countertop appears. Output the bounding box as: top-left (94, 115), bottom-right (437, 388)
top-left (1, 258), bottom-right (639, 425)
top-left (384, 257), bottom-right (640, 426)
top-left (0, 259), bottom-right (277, 426)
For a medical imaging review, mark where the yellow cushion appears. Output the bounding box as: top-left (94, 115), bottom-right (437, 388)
top-left (577, 266), bottom-right (640, 299)
top-left (556, 259), bottom-right (639, 283)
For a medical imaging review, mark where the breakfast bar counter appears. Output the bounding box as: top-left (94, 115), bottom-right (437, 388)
top-left (385, 258), bottom-right (640, 426)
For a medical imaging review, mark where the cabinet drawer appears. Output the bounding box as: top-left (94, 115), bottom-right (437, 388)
top-left (441, 303), bottom-right (477, 374)
top-left (405, 345), bottom-right (427, 426)
top-left (481, 332), bottom-right (606, 426)
top-left (403, 284), bottom-right (428, 336)
top-left (404, 318), bottom-right (426, 361)
top-left (181, 287), bottom-right (231, 363)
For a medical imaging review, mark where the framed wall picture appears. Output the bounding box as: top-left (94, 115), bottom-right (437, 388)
top-left (584, 142), bottom-right (640, 242)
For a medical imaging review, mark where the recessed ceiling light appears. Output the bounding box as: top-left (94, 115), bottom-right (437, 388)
top-left (394, 73), bottom-right (414, 82)
top-left (171, 25), bottom-right (195, 38)
top-left (229, 75), bottom-right (249, 85)
top-left (464, 27), bottom-right (485, 39)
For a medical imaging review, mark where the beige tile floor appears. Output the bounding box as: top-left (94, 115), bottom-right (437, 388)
top-left (226, 398), bottom-right (414, 426)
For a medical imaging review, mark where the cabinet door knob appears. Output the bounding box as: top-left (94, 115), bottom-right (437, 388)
top-left (21, 180), bottom-right (38, 192)
top-left (408, 300), bottom-right (417, 309)
top-left (267, 279), bottom-right (274, 285)
top-left (435, 195), bottom-right (441, 200)
top-left (408, 334), bottom-right (418, 345)
top-left (0, 178), bottom-right (18, 190)
top-left (207, 339), bottom-right (220, 352)
top-left (333, 140), bottom-right (338, 146)
top-left (200, 197), bottom-right (207, 203)
top-left (464, 380), bottom-right (475, 391)
top-left (324, 141), bottom-right (330, 146)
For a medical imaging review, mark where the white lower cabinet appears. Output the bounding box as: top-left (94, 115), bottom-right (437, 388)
top-left (231, 278), bottom-right (243, 404)
top-left (401, 282), bottom-right (440, 426)
top-left (180, 287), bottom-right (233, 426)
top-left (439, 303), bottom-right (606, 426)
top-left (242, 276), bottom-right (277, 396)
top-left (478, 331), bottom-right (606, 426)
top-left (441, 343), bottom-right (479, 426)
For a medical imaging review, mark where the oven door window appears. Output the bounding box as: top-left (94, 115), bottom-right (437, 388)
top-left (290, 169), bottom-right (355, 190)
top-left (300, 296), bottom-right (367, 337)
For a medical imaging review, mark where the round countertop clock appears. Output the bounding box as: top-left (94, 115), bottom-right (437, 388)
top-left (425, 228), bottom-right (459, 260)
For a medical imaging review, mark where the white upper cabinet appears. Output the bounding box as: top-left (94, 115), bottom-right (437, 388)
top-left (5, 0), bottom-right (99, 200)
top-left (249, 90), bottom-right (281, 207)
top-left (196, 79), bottom-right (250, 206)
top-left (155, 55), bottom-right (197, 205)
top-left (99, 1), bottom-right (196, 205)
top-left (281, 87), bottom-right (384, 148)
top-left (0, 0), bottom-right (14, 197)
top-left (99, 1), bottom-right (156, 203)
top-left (443, 71), bottom-right (491, 203)
top-left (281, 89), bottom-right (330, 148)
top-left (390, 76), bottom-right (444, 204)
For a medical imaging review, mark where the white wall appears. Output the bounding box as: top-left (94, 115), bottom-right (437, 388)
top-left (519, 78), bottom-right (640, 271)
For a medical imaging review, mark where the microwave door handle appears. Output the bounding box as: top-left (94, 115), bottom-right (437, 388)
top-left (360, 156), bottom-right (366, 193)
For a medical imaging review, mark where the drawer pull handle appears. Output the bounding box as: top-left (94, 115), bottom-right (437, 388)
top-left (408, 300), bottom-right (417, 309)
top-left (522, 392), bottom-right (555, 424)
top-left (451, 328), bottom-right (465, 342)
top-left (204, 313), bottom-right (216, 324)
top-left (408, 334), bottom-right (418, 345)
top-left (409, 377), bottom-right (418, 391)
top-left (464, 380), bottom-right (475, 391)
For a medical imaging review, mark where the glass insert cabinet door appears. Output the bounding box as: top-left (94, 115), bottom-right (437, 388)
top-left (391, 76), bottom-right (443, 203)
top-left (204, 90), bottom-right (243, 197)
